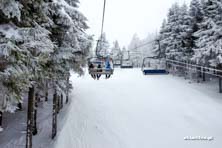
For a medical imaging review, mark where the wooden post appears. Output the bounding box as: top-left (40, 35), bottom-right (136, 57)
top-left (52, 89), bottom-right (57, 139)
top-left (26, 86), bottom-right (35, 148)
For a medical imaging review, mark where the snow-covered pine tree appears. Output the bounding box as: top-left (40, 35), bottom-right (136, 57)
top-left (0, 0), bottom-right (91, 145)
top-left (46, 0), bottom-right (91, 139)
top-left (121, 46), bottom-right (129, 60)
top-left (110, 40), bottom-right (122, 64)
top-left (158, 3), bottom-right (191, 61)
top-left (46, 0), bottom-right (91, 95)
top-left (128, 34), bottom-right (142, 67)
top-left (193, 0), bottom-right (222, 66)
top-left (139, 33), bottom-right (156, 58)
top-left (19, 1), bottom-right (55, 146)
top-left (96, 32), bottom-right (109, 57)
top-left (154, 19), bottom-right (169, 58)
top-left (164, 3), bottom-right (180, 60)
top-left (178, 3), bottom-right (193, 60)
top-left (0, 0), bottom-right (55, 146)
top-left (0, 0), bottom-right (55, 110)
top-left (0, 0), bottom-right (27, 113)
top-left (189, 0), bottom-right (204, 49)
top-left (164, 3), bottom-right (191, 60)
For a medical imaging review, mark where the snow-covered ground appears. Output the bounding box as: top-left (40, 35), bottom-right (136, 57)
top-left (54, 68), bottom-right (222, 148)
top-left (0, 92), bottom-right (70, 148)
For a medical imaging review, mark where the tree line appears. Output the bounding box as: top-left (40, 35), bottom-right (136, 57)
top-left (155, 0), bottom-right (222, 68)
top-left (0, 0), bottom-right (92, 147)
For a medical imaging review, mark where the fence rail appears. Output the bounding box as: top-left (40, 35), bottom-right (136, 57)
top-left (165, 58), bottom-right (222, 93)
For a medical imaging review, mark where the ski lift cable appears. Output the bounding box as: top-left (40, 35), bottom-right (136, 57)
top-left (96, 0), bottom-right (155, 57)
top-left (101, 0), bottom-right (106, 38)
top-left (129, 40), bottom-right (156, 51)
top-left (94, 39), bottom-right (155, 55)
top-left (96, 0), bottom-right (107, 57)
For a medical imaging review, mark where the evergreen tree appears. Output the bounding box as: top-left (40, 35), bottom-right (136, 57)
top-left (165, 3), bottom-right (187, 60)
top-left (110, 40), bottom-right (122, 63)
top-left (154, 19), bottom-right (169, 58)
top-left (96, 32), bottom-right (109, 57)
top-left (128, 34), bottom-right (142, 67)
top-left (193, 0), bottom-right (222, 66)
top-left (0, 0), bottom-right (91, 141)
top-left (121, 47), bottom-right (129, 60)
top-left (0, 0), bottom-right (54, 112)
top-left (188, 0), bottom-right (204, 57)
top-left (179, 3), bottom-right (193, 59)
top-left (157, 3), bottom-right (192, 60)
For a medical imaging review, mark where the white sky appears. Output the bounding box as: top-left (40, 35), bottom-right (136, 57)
top-left (79, 0), bottom-right (191, 48)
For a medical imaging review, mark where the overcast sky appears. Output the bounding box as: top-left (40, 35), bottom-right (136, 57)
top-left (79, 0), bottom-right (191, 48)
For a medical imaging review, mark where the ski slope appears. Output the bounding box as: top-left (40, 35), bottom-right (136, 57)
top-left (54, 68), bottom-right (222, 148)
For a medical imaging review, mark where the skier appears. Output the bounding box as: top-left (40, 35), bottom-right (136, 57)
top-left (89, 63), bottom-right (96, 79)
top-left (97, 64), bottom-right (102, 80)
top-left (105, 57), bottom-right (112, 79)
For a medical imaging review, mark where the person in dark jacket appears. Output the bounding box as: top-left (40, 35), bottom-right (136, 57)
top-left (89, 63), bottom-right (96, 79)
top-left (97, 64), bottom-right (102, 80)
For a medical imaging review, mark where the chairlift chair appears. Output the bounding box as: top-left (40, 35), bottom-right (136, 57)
top-left (142, 56), bottom-right (168, 75)
top-left (121, 60), bottom-right (133, 69)
top-left (113, 60), bottom-right (121, 67)
top-left (88, 57), bottom-right (114, 78)
top-left (120, 51), bottom-right (133, 68)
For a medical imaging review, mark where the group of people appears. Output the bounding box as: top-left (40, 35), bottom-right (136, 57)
top-left (89, 57), bottom-right (112, 80)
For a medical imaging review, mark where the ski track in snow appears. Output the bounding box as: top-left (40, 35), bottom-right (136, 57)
top-left (54, 68), bottom-right (222, 148)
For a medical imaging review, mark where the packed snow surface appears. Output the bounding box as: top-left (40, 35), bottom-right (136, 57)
top-left (55, 68), bottom-right (222, 148)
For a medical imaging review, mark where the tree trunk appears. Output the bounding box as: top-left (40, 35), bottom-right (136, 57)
top-left (198, 67), bottom-right (202, 78)
top-left (32, 93), bottom-right (38, 135)
top-left (45, 81), bottom-right (48, 102)
top-left (26, 86), bottom-right (35, 148)
top-left (52, 89), bottom-right (57, 139)
top-left (66, 95), bottom-right (69, 104)
top-left (202, 68), bottom-right (206, 82)
top-left (57, 94), bottom-right (60, 114)
top-left (66, 77), bottom-right (69, 104)
top-left (17, 102), bottom-right (22, 111)
top-left (60, 93), bottom-right (63, 109)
